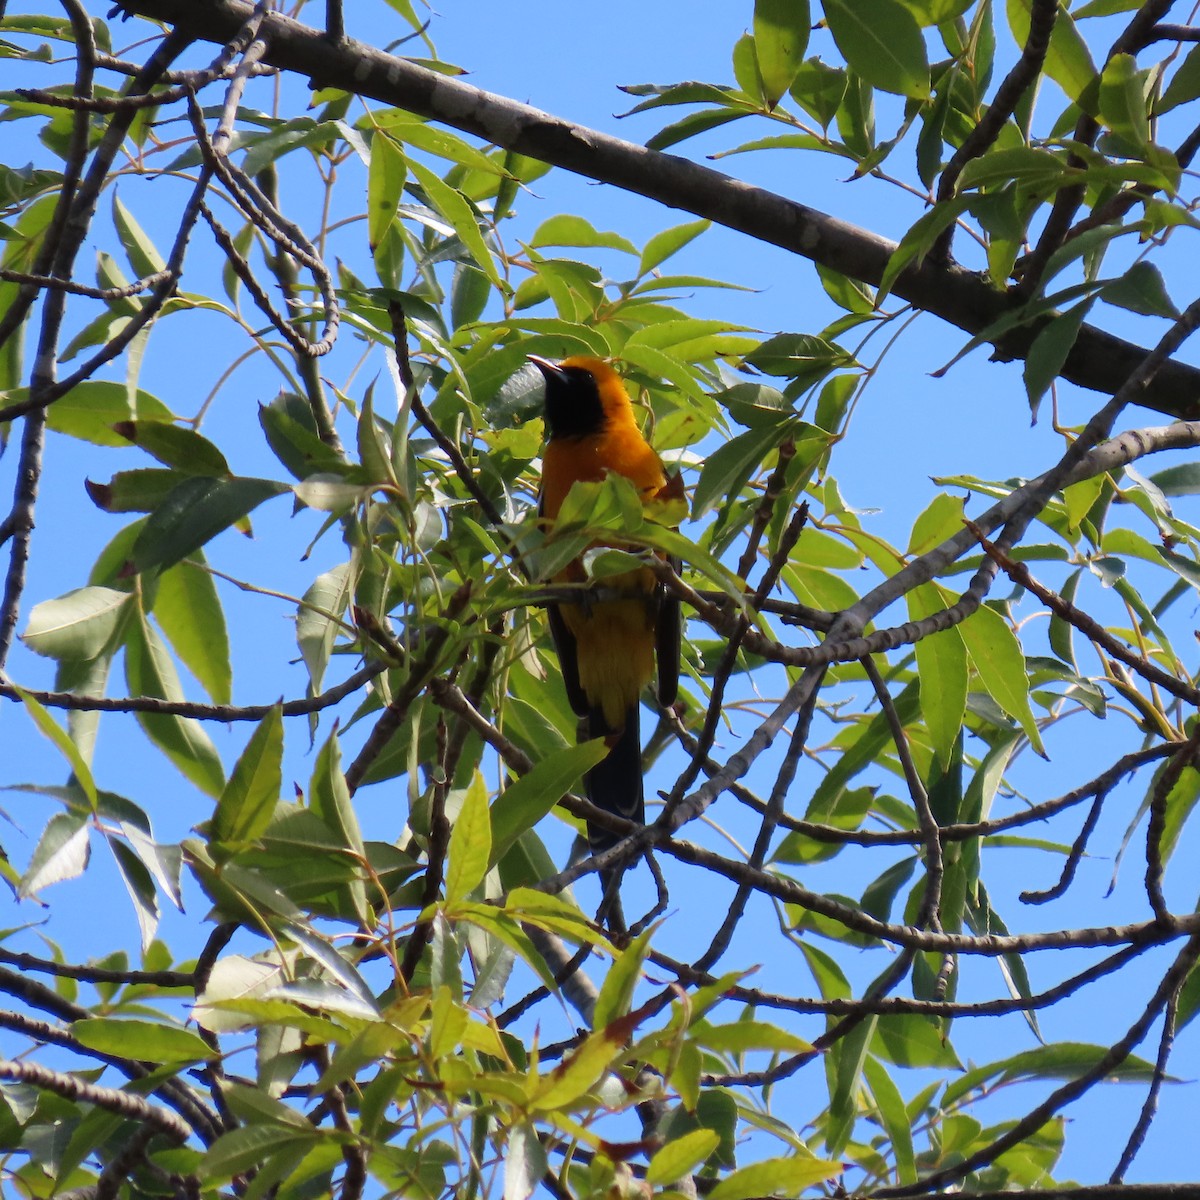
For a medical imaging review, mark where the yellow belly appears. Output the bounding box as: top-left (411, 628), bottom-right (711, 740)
top-left (559, 565), bottom-right (656, 731)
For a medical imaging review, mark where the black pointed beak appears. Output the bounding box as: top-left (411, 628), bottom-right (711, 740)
top-left (528, 354), bottom-right (566, 385)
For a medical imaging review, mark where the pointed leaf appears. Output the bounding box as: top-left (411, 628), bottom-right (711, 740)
top-left (445, 771), bottom-right (491, 903)
top-left (22, 586), bottom-right (130, 661)
top-left (19, 812), bottom-right (89, 897)
top-left (824, 0), bottom-right (930, 99)
top-left (754, 0), bottom-right (811, 107)
top-left (213, 705), bottom-right (283, 845)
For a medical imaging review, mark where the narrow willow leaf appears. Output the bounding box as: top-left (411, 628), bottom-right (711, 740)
top-left (154, 554), bottom-right (231, 705)
top-left (108, 835), bottom-right (159, 951)
top-left (445, 771), bottom-right (492, 903)
top-left (1024, 301), bottom-right (1093, 422)
top-left (1007, 0), bottom-right (1097, 103)
top-left (124, 613), bottom-right (225, 797)
top-left (638, 219), bottom-right (711, 277)
top-left (367, 130), bottom-right (406, 251)
top-left (708, 1155), bottom-right (843, 1200)
top-left (42, 379), bottom-right (173, 445)
top-left (863, 1055), bottom-right (916, 1183)
top-left (958, 604), bottom-right (1046, 755)
top-left (112, 191), bottom-right (165, 278)
top-left (754, 0), bottom-right (811, 107)
top-left (213, 705), bottom-right (283, 845)
top-left (504, 1122), bottom-right (547, 1200)
top-left (17, 688), bottom-right (98, 809)
top-left (646, 1129), bottom-right (721, 1185)
top-left (906, 584), bottom-right (967, 765)
top-left (489, 740), bottom-right (608, 869)
top-left (593, 928), bottom-right (651, 1032)
top-left (72, 1017), bottom-right (215, 1063)
top-left (409, 160), bottom-right (501, 287)
top-left (1098, 52), bottom-right (1149, 151)
top-left (1101, 261), bottom-right (1179, 319)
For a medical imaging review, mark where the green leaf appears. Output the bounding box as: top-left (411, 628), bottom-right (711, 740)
top-left (504, 1122), bottom-right (548, 1200)
top-left (1098, 52), bottom-right (1149, 151)
top-left (754, 0), bottom-right (811, 107)
top-left (1158, 43), bottom-right (1200, 115)
top-left (258, 394), bottom-right (345, 481)
top-left (409, 159), bottom-right (502, 287)
top-left (86, 468), bottom-right (185, 514)
top-left (113, 824), bottom-right (181, 928)
top-left (1101, 261), bottom-right (1179, 319)
top-left (368, 131), bottom-right (407, 251)
top-left (130, 476), bottom-right (286, 575)
top-left (708, 1156), bottom-right (843, 1200)
top-left (22, 586), bottom-right (130, 661)
top-left (297, 562), bottom-right (354, 695)
top-left (958, 603), bottom-right (1046, 756)
top-left (791, 57), bottom-right (848, 127)
top-left (42, 379), bottom-right (174, 445)
top-left (827, 1013), bottom-right (875, 1153)
top-left (879, 197), bottom-right (970, 301)
top-left (19, 812), bottom-right (90, 897)
top-left (744, 331), bottom-right (856, 385)
top-left (373, 109), bottom-right (507, 176)
top-left (444, 771), bottom-right (491, 903)
top-left (309, 729), bottom-right (369, 923)
top-left (154, 555), bottom-right (231, 705)
top-left (489, 740), bottom-right (607, 869)
top-left (356, 384), bottom-right (396, 487)
top-left (213, 706), bottom-right (283, 845)
top-left (124, 612), bottom-right (225, 797)
top-left (450, 262), bottom-right (491, 329)
top-left (944, 1042), bottom-right (1159, 1106)
top-left (693, 424), bottom-right (792, 519)
top-left (593, 928), bottom-right (651, 1032)
top-left (1023, 300), bottom-right (1093, 420)
top-left (639, 219), bottom-right (710, 276)
top-left (957, 146), bottom-right (1070, 192)
top-left (1007, 0), bottom-right (1097, 104)
top-left (863, 1055), bottom-right (916, 1183)
top-left (197, 1125), bottom-right (317, 1185)
top-left (823, 0), bottom-right (930, 99)
top-left (873, 1012), bottom-right (962, 1067)
top-left (817, 263), bottom-right (875, 314)
top-left (112, 191), bottom-right (165, 278)
top-left (694, 1020), bottom-right (813, 1054)
top-left (529, 214), bottom-right (638, 254)
top-left (17, 689), bottom-right (98, 809)
top-left (114, 421), bottom-right (230, 477)
top-left (72, 1017), bottom-right (215, 1063)
top-left (646, 1129), bottom-right (721, 1185)
top-left (907, 584), bottom-right (968, 764)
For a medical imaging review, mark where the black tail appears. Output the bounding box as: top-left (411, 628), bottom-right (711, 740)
top-left (585, 703), bottom-right (644, 854)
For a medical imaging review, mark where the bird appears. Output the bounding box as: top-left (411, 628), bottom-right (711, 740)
top-left (531, 354), bottom-right (682, 865)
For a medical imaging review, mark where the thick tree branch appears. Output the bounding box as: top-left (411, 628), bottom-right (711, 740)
top-left (115, 0), bottom-right (1200, 419)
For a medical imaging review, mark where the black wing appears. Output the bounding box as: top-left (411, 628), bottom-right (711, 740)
top-left (547, 601), bottom-right (589, 717)
top-left (654, 556), bottom-right (681, 706)
top-left (539, 490), bottom-right (590, 717)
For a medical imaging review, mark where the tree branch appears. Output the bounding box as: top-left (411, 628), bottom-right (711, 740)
top-left (113, 0), bottom-right (1200, 419)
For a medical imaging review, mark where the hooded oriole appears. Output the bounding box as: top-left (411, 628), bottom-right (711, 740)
top-left (531, 355), bottom-right (681, 855)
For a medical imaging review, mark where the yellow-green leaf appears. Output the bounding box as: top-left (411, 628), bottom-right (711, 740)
top-left (958, 602), bottom-right (1047, 756)
top-left (445, 770), bottom-right (492, 902)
